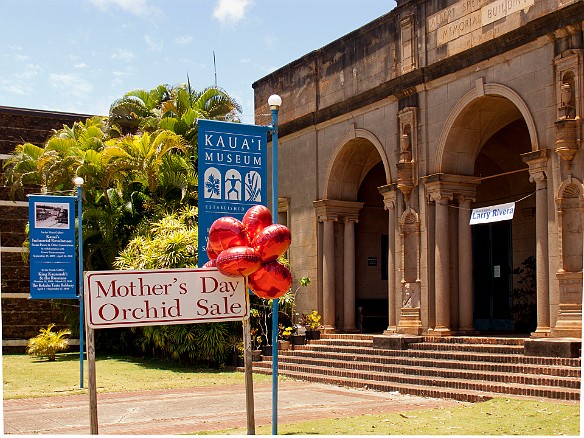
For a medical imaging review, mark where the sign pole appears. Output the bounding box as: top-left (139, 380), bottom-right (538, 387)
top-left (243, 277), bottom-right (256, 435)
top-left (74, 178), bottom-right (84, 389)
top-left (268, 94), bottom-right (282, 435)
top-left (87, 325), bottom-right (98, 434)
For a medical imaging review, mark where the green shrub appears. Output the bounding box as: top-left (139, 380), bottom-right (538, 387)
top-left (26, 323), bottom-right (71, 361)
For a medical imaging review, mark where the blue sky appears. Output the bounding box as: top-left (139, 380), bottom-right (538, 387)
top-left (1, 1), bottom-right (396, 124)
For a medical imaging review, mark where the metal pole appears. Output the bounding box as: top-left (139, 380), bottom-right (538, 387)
top-left (76, 183), bottom-right (84, 389)
top-left (270, 103), bottom-right (279, 435)
top-left (243, 278), bottom-right (256, 435)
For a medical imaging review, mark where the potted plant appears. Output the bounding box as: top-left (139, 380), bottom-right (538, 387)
top-left (290, 323), bottom-right (306, 346)
top-left (302, 310), bottom-right (322, 340)
top-left (278, 324), bottom-right (292, 351)
top-left (226, 334), bottom-right (245, 367)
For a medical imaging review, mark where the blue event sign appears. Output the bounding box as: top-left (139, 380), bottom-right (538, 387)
top-left (198, 119), bottom-right (269, 265)
top-left (28, 195), bottom-right (77, 299)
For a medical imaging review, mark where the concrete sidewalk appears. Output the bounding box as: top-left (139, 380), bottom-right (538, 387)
top-left (3, 380), bottom-right (462, 434)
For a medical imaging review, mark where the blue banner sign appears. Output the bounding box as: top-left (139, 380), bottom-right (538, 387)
top-left (198, 120), bottom-right (268, 265)
top-left (28, 195), bottom-right (77, 299)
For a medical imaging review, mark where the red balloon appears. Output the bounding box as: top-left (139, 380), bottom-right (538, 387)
top-left (252, 224), bottom-right (291, 262)
top-left (248, 261), bottom-right (292, 299)
top-left (242, 205), bottom-right (272, 242)
top-left (206, 241), bottom-right (219, 261)
top-left (208, 217), bottom-right (248, 254)
top-left (202, 259), bottom-right (216, 268)
top-left (216, 246), bottom-right (262, 277)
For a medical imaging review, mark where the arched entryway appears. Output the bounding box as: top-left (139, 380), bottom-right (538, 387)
top-left (431, 83), bottom-right (538, 335)
top-left (315, 129), bottom-right (391, 333)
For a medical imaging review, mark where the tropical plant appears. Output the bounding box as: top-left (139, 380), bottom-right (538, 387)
top-left (278, 324), bottom-right (293, 341)
top-left (301, 310), bottom-right (322, 330)
top-left (114, 207), bottom-right (198, 270)
top-left (3, 80), bottom-right (243, 364)
top-left (26, 323), bottom-right (71, 361)
top-left (512, 255), bottom-right (537, 333)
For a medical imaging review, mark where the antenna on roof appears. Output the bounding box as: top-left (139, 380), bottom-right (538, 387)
top-left (213, 51), bottom-right (218, 87)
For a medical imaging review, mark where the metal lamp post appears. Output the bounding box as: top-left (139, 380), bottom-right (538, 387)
top-left (268, 93), bottom-right (282, 435)
top-left (73, 176), bottom-right (85, 389)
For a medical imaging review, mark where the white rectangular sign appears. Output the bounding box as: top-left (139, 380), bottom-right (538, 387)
top-left (469, 201), bottom-right (515, 225)
top-left (84, 268), bottom-right (248, 329)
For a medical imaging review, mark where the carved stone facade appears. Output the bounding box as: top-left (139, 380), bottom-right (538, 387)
top-left (253, 0), bottom-right (583, 338)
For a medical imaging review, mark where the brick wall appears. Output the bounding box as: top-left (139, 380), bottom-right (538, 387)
top-left (1, 106), bottom-right (91, 348)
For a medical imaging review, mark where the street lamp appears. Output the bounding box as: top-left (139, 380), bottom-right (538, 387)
top-left (268, 94), bottom-right (282, 110)
top-left (73, 177), bottom-right (84, 389)
top-left (268, 94), bottom-right (281, 436)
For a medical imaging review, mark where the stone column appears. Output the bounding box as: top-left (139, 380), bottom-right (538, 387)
top-left (379, 185), bottom-right (397, 333)
top-left (314, 199), bottom-right (364, 333)
top-left (343, 217), bottom-right (357, 331)
top-left (522, 150), bottom-right (551, 337)
top-left (458, 196), bottom-right (474, 332)
top-left (322, 217), bottom-right (336, 331)
top-left (531, 171), bottom-right (551, 336)
top-left (432, 193), bottom-right (452, 335)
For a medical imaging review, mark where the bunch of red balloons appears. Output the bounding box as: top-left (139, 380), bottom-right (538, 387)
top-left (203, 205), bottom-right (292, 299)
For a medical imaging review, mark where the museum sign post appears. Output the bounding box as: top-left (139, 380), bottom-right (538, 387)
top-left (28, 183), bottom-right (85, 389)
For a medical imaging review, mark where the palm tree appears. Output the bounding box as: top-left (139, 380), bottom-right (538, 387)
top-left (101, 129), bottom-right (189, 194)
top-left (108, 85), bottom-right (172, 134)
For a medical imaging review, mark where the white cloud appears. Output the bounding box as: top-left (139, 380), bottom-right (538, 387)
top-left (144, 35), bottom-right (163, 51)
top-left (0, 64), bottom-right (41, 96)
top-left (213, 0), bottom-right (253, 25)
top-left (175, 35), bottom-right (193, 45)
top-left (88, 0), bottom-right (161, 17)
top-left (48, 73), bottom-right (93, 98)
top-left (74, 63), bottom-right (88, 69)
top-left (111, 48), bottom-right (135, 62)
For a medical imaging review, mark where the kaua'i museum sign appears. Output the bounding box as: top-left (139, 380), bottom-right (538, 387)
top-left (197, 119), bottom-right (269, 265)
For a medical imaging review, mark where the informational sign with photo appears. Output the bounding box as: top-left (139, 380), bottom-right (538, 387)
top-left (28, 195), bottom-right (77, 299)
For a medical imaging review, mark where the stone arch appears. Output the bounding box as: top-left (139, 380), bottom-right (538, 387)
top-left (323, 127), bottom-right (391, 200)
top-left (435, 83), bottom-right (539, 175)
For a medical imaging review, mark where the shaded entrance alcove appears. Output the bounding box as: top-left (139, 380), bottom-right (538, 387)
top-left (441, 90), bottom-right (536, 334)
top-left (356, 161), bottom-right (388, 333)
top-left (320, 132), bottom-right (390, 332)
top-left (473, 119), bottom-right (535, 333)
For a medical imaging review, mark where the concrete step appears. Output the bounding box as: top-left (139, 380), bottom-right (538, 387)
top-left (272, 354), bottom-right (580, 388)
top-left (253, 335), bottom-right (581, 402)
top-left (296, 343), bottom-right (581, 367)
top-left (278, 350), bottom-right (581, 378)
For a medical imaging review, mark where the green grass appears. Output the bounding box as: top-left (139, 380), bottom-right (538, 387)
top-left (3, 353), bottom-right (580, 435)
top-left (205, 398), bottom-right (581, 436)
top-left (2, 353), bottom-right (272, 399)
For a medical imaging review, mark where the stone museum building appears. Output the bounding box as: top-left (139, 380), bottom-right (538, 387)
top-left (253, 0), bottom-right (584, 338)
top-left (1, 0), bottom-right (582, 350)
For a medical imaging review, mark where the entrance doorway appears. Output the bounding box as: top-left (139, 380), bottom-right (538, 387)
top-left (472, 221), bottom-right (513, 331)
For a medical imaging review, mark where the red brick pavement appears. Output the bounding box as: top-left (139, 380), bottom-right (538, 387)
top-left (3, 380), bottom-right (462, 434)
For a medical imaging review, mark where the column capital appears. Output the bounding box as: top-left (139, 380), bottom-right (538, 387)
top-left (314, 199), bottom-right (364, 223)
top-left (342, 215), bottom-right (359, 224)
top-left (423, 173), bottom-right (479, 204)
top-left (378, 184), bottom-right (398, 210)
top-left (457, 194), bottom-right (476, 205)
top-left (521, 149), bottom-right (550, 179)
